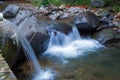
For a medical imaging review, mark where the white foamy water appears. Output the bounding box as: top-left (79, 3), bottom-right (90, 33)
top-left (44, 27), bottom-right (103, 58)
top-left (34, 69), bottom-right (55, 80)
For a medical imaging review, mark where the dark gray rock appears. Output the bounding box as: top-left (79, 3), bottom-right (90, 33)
top-left (90, 0), bottom-right (106, 7)
top-left (73, 11), bottom-right (100, 34)
top-left (30, 32), bottom-right (49, 54)
top-left (46, 22), bottom-right (73, 35)
top-left (93, 28), bottom-right (120, 44)
top-left (17, 15), bottom-right (50, 55)
top-left (3, 4), bottom-right (19, 18)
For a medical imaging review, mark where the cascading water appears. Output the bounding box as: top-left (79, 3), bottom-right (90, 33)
top-left (0, 19), bottom-right (55, 80)
top-left (44, 27), bottom-right (103, 59)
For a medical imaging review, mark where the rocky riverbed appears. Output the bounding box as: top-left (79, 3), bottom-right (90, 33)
top-left (0, 0), bottom-right (120, 80)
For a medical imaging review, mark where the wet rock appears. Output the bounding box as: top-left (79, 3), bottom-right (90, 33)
top-left (3, 4), bottom-right (19, 18)
top-left (93, 28), bottom-right (120, 44)
top-left (17, 16), bottom-right (50, 54)
top-left (30, 32), bottom-right (49, 54)
top-left (100, 16), bottom-right (111, 23)
top-left (46, 22), bottom-right (72, 35)
top-left (11, 10), bottom-right (32, 26)
top-left (18, 16), bottom-right (37, 37)
top-left (0, 19), bottom-right (20, 68)
top-left (90, 0), bottom-right (106, 7)
top-left (73, 11), bottom-right (99, 34)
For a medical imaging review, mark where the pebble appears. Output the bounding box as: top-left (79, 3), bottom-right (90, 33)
top-left (68, 7), bottom-right (81, 14)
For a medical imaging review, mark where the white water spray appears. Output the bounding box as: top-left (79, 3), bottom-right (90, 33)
top-left (44, 27), bottom-right (103, 59)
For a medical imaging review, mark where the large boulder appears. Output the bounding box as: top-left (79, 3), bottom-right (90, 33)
top-left (0, 19), bottom-right (20, 68)
top-left (72, 11), bottom-right (100, 34)
top-left (16, 15), bottom-right (50, 54)
top-left (93, 28), bottom-right (120, 45)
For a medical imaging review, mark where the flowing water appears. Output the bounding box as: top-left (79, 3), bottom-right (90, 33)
top-left (0, 19), bottom-right (55, 80)
top-left (1, 19), bottom-right (120, 80)
top-left (38, 26), bottom-right (120, 80)
top-left (43, 27), bottom-right (103, 60)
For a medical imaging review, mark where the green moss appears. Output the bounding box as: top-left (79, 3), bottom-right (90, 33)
top-left (103, 0), bottom-right (120, 12)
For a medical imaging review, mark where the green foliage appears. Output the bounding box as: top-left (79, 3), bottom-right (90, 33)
top-left (32, 0), bottom-right (90, 6)
top-left (65, 0), bottom-right (90, 6)
top-left (103, 0), bottom-right (120, 12)
top-left (112, 5), bottom-right (120, 12)
top-left (32, 0), bottom-right (62, 6)
top-left (32, 0), bottom-right (120, 12)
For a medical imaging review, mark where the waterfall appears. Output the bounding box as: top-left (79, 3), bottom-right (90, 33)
top-left (44, 26), bottom-right (103, 59)
top-left (48, 27), bottom-right (81, 47)
top-left (0, 19), bottom-right (55, 80)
